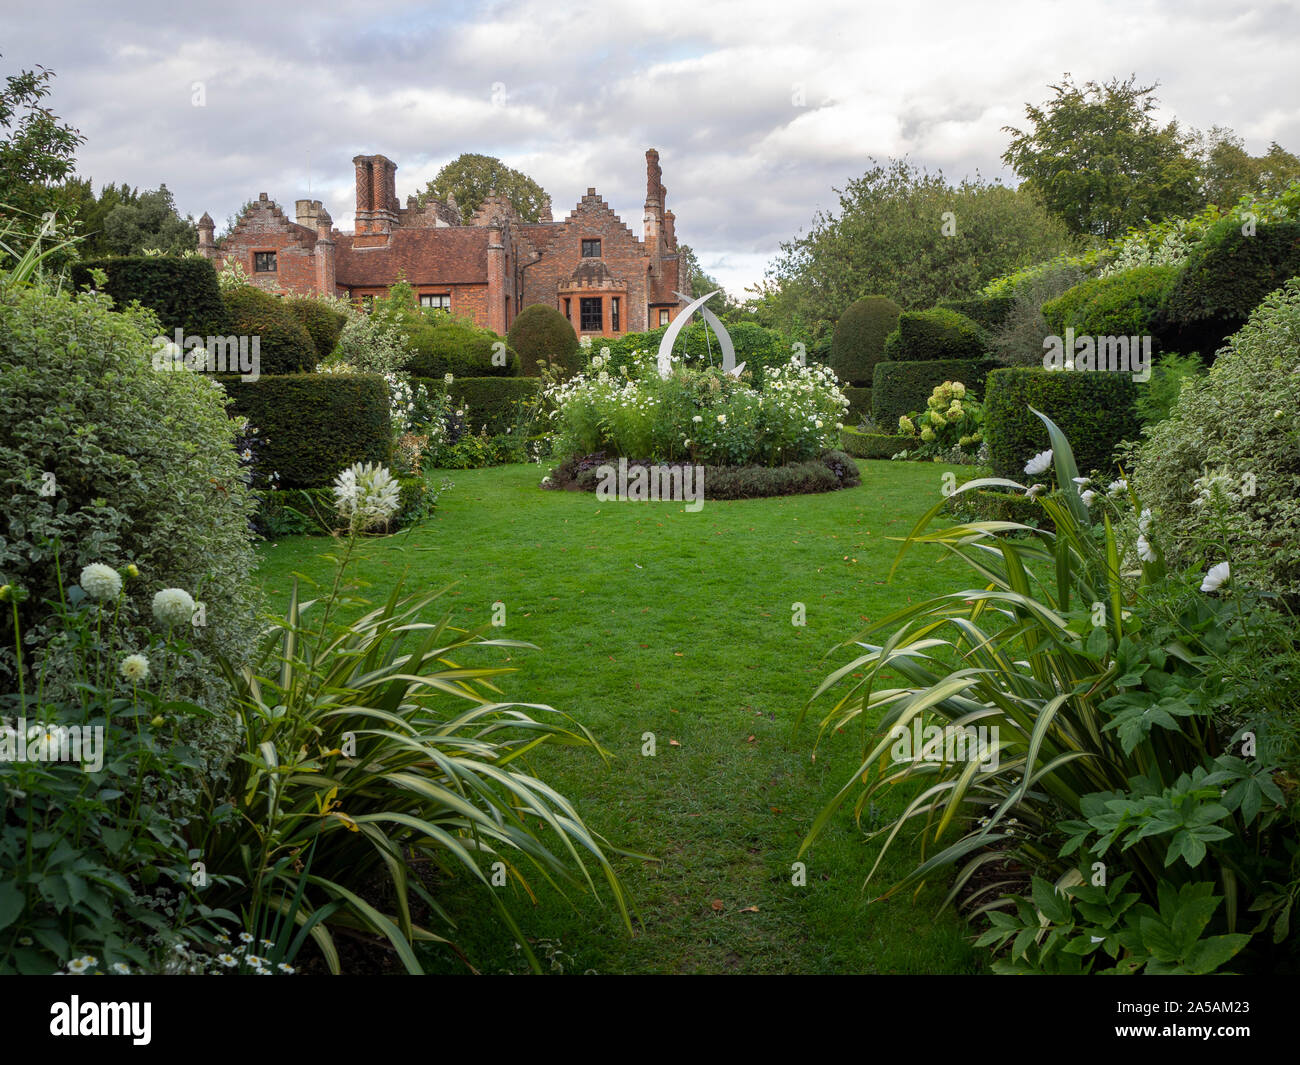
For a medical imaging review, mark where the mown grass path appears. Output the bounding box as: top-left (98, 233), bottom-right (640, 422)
top-left (253, 459), bottom-right (984, 974)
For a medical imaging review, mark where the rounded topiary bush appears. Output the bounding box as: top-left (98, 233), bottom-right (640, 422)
top-left (222, 285), bottom-right (317, 374)
top-left (883, 307), bottom-right (988, 362)
top-left (983, 367), bottom-right (1139, 480)
top-left (404, 317), bottom-right (520, 378)
top-left (0, 283), bottom-right (259, 765)
top-left (287, 297), bottom-right (349, 362)
top-left (1132, 279), bottom-right (1300, 604)
top-left (1042, 265), bottom-right (1180, 339)
top-left (508, 303), bottom-right (580, 377)
top-left (1159, 219), bottom-right (1300, 358)
top-left (831, 295), bottom-right (900, 385)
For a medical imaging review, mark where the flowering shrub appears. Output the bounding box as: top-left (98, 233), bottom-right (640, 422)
top-left (545, 349), bottom-right (848, 467)
top-left (895, 380), bottom-right (984, 459)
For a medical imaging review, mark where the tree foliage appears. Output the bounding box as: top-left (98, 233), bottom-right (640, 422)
top-left (1193, 126), bottom-right (1300, 209)
top-left (0, 60), bottom-right (84, 221)
top-left (419, 153), bottom-right (550, 222)
top-left (763, 157), bottom-right (1073, 344)
top-left (1002, 74), bottom-right (1203, 240)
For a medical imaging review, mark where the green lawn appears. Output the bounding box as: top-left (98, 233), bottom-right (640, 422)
top-left (252, 458), bottom-right (986, 974)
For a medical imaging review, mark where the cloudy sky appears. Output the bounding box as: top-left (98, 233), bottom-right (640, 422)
top-left (6, 0), bottom-right (1298, 296)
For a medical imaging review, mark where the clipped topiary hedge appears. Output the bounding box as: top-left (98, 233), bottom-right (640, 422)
top-left (983, 367), bottom-right (1139, 480)
top-left (508, 303), bottom-right (580, 377)
top-left (944, 487), bottom-right (1053, 531)
top-left (871, 358), bottom-right (998, 430)
top-left (937, 296), bottom-right (1015, 332)
top-left (830, 295), bottom-right (901, 385)
top-left (287, 297), bottom-right (349, 362)
top-left (219, 373), bottom-right (391, 489)
top-left (1042, 265), bottom-right (1179, 339)
top-left (882, 307), bottom-right (989, 362)
top-left (1159, 219), bottom-right (1300, 358)
top-left (413, 376), bottom-right (540, 435)
top-left (70, 255), bottom-right (230, 338)
top-left (842, 386), bottom-right (873, 420)
top-left (404, 318), bottom-right (520, 378)
top-left (840, 427), bottom-right (915, 459)
top-left (222, 286), bottom-right (317, 374)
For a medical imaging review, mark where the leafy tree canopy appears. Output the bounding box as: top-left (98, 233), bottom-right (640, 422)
top-left (418, 153), bottom-right (550, 223)
top-left (0, 60), bottom-right (84, 222)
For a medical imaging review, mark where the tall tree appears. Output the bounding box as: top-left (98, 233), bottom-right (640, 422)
top-left (764, 157), bottom-right (1074, 340)
top-left (1194, 126), bottom-right (1300, 207)
top-left (0, 61), bottom-right (85, 223)
top-left (1002, 74), bottom-right (1202, 239)
top-left (99, 184), bottom-right (197, 255)
top-left (418, 153), bottom-right (550, 222)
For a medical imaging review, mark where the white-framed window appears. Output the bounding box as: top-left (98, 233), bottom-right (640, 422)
top-left (420, 293), bottom-right (451, 312)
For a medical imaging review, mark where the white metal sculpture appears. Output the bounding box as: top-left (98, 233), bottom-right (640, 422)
top-left (656, 290), bottom-right (745, 379)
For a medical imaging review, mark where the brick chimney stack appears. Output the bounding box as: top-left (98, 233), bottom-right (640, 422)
top-left (486, 222), bottom-right (507, 335)
top-left (314, 207), bottom-right (335, 296)
top-left (644, 149), bottom-right (662, 253)
top-left (353, 154), bottom-right (399, 235)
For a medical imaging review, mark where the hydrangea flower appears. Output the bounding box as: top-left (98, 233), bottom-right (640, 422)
top-left (79, 563), bottom-right (122, 601)
top-left (152, 588), bottom-right (196, 628)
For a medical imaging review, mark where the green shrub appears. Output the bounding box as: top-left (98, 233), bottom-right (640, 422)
top-left (1160, 219), bottom-right (1300, 357)
top-left (988, 259), bottom-right (1091, 367)
top-left (413, 377), bottom-right (540, 436)
top-left (1131, 279), bottom-right (1300, 604)
top-left (221, 285), bottom-right (317, 374)
top-left (0, 283), bottom-right (258, 770)
top-left (842, 385), bottom-right (873, 420)
top-left (508, 303), bottom-right (580, 377)
top-left (944, 486), bottom-right (1050, 530)
top-left (1136, 352), bottom-right (1204, 426)
top-left (871, 357), bottom-right (997, 428)
top-left (882, 307), bottom-right (988, 362)
top-left (404, 316), bottom-right (519, 378)
top-left (830, 295), bottom-right (901, 385)
top-left (840, 427), bottom-right (915, 459)
top-left (937, 296), bottom-right (1015, 332)
top-left (220, 374), bottom-right (391, 489)
top-left (577, 319), bottom-right (797, 385)
top-left (1042, 265), bottom-right (1179, 338)
top-left (70, 255), bottom-right (229, 338)
top-left (287, 297), bottom-right (348, 362)
top-left (983, 367), bottom-right (1139, 479)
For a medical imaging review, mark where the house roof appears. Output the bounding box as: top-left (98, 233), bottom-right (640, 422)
top-left (333, 227), bottom-right (490, 286)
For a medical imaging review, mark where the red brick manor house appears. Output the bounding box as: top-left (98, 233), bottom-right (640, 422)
top-left (199, 149), bottom-right (690, 339)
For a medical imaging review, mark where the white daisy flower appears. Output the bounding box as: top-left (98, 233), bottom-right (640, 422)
top-left (1080, 489), bottom-right (1097, 506)
top-left (1024, 449), bottom-right (1053, 476)
top-left (1137, 534), bottom-right (1156, 562)
top-left (119, 653), bottom-right (150, 683)
top-left (1200, 561), bottom-right (1231, 593)
top-left (152, 587), bottom-right (196, 628)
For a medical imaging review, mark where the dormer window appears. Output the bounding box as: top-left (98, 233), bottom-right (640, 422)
top-left (253, 251), bottom-right (277, 273)
top-left (581, 239), bottom-right (601, 258)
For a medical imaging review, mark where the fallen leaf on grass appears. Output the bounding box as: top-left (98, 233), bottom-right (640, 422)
top-left (711, 899), bottom-right (724, 911)
top-left (739, 906), bottom-right (759, 914)
top-left (669, 739), bottom-right (681, 746)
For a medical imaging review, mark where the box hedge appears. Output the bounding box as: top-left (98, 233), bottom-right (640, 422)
top-left (404, 316), bottom-right (520, 378)
top-left (840, 427), bottom-right (916, 459)
top-left (287, 297), bottom-right (349, 362)
top-left (70, 255), bottom-right (230, 338)
top-left (1158, 219), bottom-right (1300, 358)
top-left (882, 307), bottom-right (989, 362)
top-left (1041, 265), bottom-right (1179, 339)
top-left (842, 385), bottom-right (873, 420)
top-left (413, 376), bottom-right (540, 435)
top-left (830, 295), bottom-right (901, 385)
top-left (937, 296), bottom-right (1015, 332)
top-left (222, 286), bottom-right (318, 374)
top-left (508, 304), bottom-right (581, 377)
top-left (548, 451), bottom-right (861, 498)
top-left (871, 358), bottom-right (998, 429)
top-left (219, 373), bottom-right (391, 489)
top-left (983, 367), bottom-right (1140, 480)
